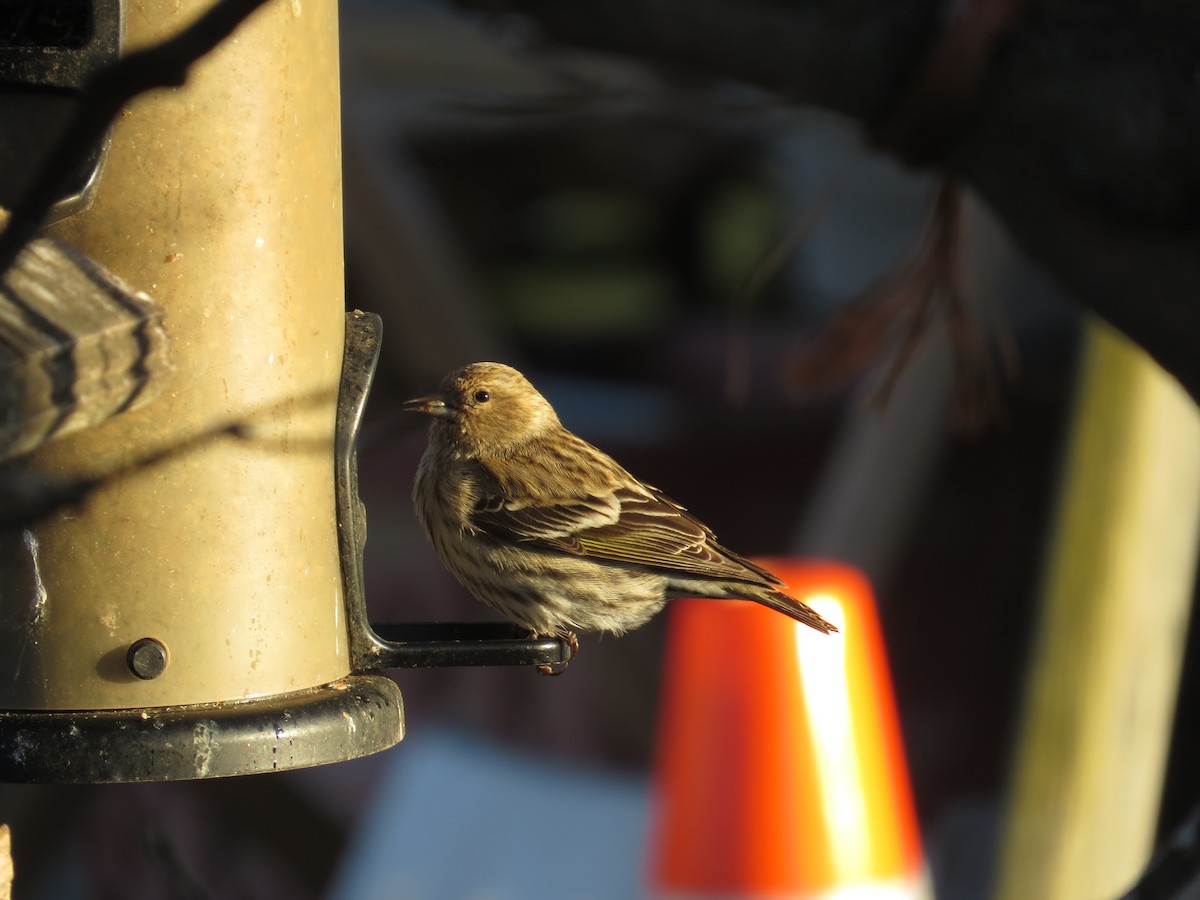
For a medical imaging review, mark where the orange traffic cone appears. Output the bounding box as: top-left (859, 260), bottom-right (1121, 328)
top-left (649, 559), bottom-right (927, 897)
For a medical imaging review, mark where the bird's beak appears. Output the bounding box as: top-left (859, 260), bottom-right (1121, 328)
top-left (403, 394), bottom-right (455, 418)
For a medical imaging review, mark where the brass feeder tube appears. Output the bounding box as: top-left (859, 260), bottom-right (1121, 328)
top-left (0, 0), bottom-right (403, 779)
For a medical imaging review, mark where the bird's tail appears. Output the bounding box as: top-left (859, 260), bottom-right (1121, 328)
top-left (748, 586), bottom-right (839, 634)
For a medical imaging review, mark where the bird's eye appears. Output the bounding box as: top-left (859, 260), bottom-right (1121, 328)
top-left (473, 390), bottom-right (490, 404)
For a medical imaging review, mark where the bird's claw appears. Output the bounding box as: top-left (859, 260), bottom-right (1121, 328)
top-left (534, 630), bottom-right (578, 676)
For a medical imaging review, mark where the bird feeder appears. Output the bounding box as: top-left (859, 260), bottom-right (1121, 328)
top-left (0, 0), bottom-right (569, 784)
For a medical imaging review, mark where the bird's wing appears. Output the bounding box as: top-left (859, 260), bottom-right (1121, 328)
top-left (472, 476), bottom-right (784, 587)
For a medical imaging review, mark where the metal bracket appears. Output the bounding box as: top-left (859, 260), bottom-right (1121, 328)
top-left (335, 310), bottom-right (574, 671)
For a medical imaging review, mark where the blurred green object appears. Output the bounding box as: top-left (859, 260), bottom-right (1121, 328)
top-left (492, 262), bottom-right (676, 341)
top-left (524, 190), bottom-right (655, 256)
top-left (699, 179), bottom-right (780, 304)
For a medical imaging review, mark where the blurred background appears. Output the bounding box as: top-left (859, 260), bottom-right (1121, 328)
top-left (4, 0), bottom-right (1199, 897)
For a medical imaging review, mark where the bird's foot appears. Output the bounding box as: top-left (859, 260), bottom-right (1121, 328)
top-left (534, 630), bottom-right (578, 676)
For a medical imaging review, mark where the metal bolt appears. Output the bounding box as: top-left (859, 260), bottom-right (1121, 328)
top-left (126, 637), bottom-right (169, 680)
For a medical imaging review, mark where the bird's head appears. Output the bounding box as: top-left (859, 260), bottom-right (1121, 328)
top-left (404, 362), bottom-right (561, 456)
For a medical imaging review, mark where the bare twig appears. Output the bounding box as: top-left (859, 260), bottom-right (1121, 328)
top-left (786, 179), bottom-right (1014, 430)
top-left (723, 160), bottom-right (852, 403)
top-left (0, 0), bottom-right (277, 278)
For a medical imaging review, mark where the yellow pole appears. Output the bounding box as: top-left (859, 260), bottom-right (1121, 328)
top-left (995, 319), bottom-right (1200, 898)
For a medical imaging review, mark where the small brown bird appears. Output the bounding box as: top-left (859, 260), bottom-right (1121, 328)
top-left (405, 362), bottom-right (837, 658)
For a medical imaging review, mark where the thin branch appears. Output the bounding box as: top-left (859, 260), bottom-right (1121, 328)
top-left (723, 159), bottom-right (853, 403)
top-left (0, 0), bottom-right (277, 277)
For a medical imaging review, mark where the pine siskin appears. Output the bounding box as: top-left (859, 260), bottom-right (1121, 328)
top-left (405, 362), bottom-right (837, 656)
